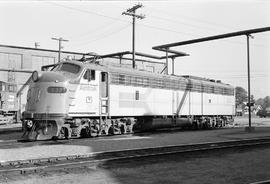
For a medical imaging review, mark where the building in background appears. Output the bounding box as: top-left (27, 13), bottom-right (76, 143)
top-left (0, 44), bottom-right (165, 122)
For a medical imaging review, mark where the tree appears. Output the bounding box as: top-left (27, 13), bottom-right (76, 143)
top-left (256, 96), bottom-right (270, 109)
top-left (256, 98), bottom-right (264, 107)
top-left (235, 86), bottom-right (247, 108)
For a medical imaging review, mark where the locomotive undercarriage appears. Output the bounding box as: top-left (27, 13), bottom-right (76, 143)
top-left (62, 117), bottom-right (135, 139)
top-left (22, 116), bottom-right (136, 141)
top-left (133, 115), bottom-right (232, 132)
top-left (22, 114), bottom-right (233, 141)
top-left (22, 119), bottom-right (60, 140)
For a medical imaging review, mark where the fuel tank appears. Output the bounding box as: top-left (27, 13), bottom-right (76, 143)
top-left (134, 117), bottom-right (193, 131)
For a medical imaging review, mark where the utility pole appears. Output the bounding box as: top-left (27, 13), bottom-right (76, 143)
top-left (122, 3), bottom-right (145, 69)
top-left (51, 37), bottom-right (69, 62)
top-left (246, 34), bottom-right (254, 132)
top-left (34, 42), bottom-right (40, 49)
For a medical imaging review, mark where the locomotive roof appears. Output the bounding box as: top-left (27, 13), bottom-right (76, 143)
top-left (64, 60), bottom-right (234, 89)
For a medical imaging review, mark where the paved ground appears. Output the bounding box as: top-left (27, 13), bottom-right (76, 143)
top-left (0, 116), bottom-right (270, 163)
top-left (1, 117), bottom-right (270, 184)
top-left (1, 143), bottom-right (270, 184)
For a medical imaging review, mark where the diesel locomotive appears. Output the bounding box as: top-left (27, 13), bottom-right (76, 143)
top-left (22, 59), bottom-right (235, 140)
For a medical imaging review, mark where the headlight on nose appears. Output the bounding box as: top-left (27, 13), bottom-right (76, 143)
top-left (26, 120), bottom-right (33, 128)
top-left (32, 71), bottom-right (40, 82)
top-left (47, 86), bottom-right (67, 93)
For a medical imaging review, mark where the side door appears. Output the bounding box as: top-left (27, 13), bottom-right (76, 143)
top-left (100, 72), bottom-right (109, 115)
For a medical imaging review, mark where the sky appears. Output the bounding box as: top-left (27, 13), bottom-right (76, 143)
top-left (0, 0), bottom-right (269, 99)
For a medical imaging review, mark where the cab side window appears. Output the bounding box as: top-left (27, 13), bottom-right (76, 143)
top-left (91, 70), bottom-right (95, 80)
top-left (83, 69), bottom-right (95, 81)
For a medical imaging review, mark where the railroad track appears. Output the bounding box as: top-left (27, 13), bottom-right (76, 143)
top-left (1, 137), bottom-right (270, 175)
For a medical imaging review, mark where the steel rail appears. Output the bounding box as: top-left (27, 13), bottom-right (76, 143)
top-left (250, 180), bottom-right (270, 184)
top-left (1, 137), bottom-right (270, 174)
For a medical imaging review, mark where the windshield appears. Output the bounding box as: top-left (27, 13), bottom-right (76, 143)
top-left (52, 63), bottom-right (81, 74)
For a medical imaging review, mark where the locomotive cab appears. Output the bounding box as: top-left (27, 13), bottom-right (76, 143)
top-left (68, 66), bottom-right (101, 117)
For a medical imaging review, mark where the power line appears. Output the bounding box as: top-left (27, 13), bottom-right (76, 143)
top-left (46, 2), bottom-right (270, 49)
top-left (45, 1), bottom-right (129, 23)
top-left (72, 23), bottom-right (131, 47)
top-left (145, 7), bottom-right (270, 48)
top-left (43, 2), bottom-right (222, 42)
top-left (68, 20), bottom-right (123, 40)
top-left (70, 21), bottom-right (131, 43)
top-left (137, 21), bottom-right (200, 38)
top-left (147, 6), bottom-right (240, 31)
top-left (145, 11), bottom-right (227, 34)
top-left (47, 1), bottom-right (195, 38)
top-left (44, 1), bottom-right (134, 42)
top-left (46, 2), bottom-right (198, 48)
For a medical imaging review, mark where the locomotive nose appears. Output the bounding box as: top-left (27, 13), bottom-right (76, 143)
top-left (25, 71), bottom-right (69, 114)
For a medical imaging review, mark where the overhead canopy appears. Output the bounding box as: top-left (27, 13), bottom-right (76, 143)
top-left (100, 51), bottom-right (188, 60)
top-left (152, 26), bottom-right (270, 130)
top-left (152, 27), bottom-right (270, 49)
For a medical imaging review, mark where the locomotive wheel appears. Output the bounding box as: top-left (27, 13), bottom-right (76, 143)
top-left (99, 124), bottom-right (108, 135)
top-left (58, 127), bottom-right (69, 139)
top-left (197, 121), bottom-right (203, 129)
top-left (90, 120), bottom-right (100, 137)
top-left (90, 125), bottom-right (99, 137)
top-left (125, 118), bottom-right (134, 133)
top-left (120, 124), bottom-right (126, 134)
top-left (80, 126), bottom-right (91, 138)
top-left (223, 118), bottom-right (227, 126)
top-left (108, 125), bottom-right (121, 135)
top-left (217, 119), bottom-right (221, 127)
top-left (108, 125), bottom-right (114, 135)
top-left (192, 121), bottom-right (199, 130)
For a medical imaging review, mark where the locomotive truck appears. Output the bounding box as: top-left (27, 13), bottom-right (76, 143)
top-left (22, 60), bottom-right (235, 140)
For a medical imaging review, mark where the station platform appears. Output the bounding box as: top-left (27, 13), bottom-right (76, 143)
top-left (1, 126), bottom-right (270, 164)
